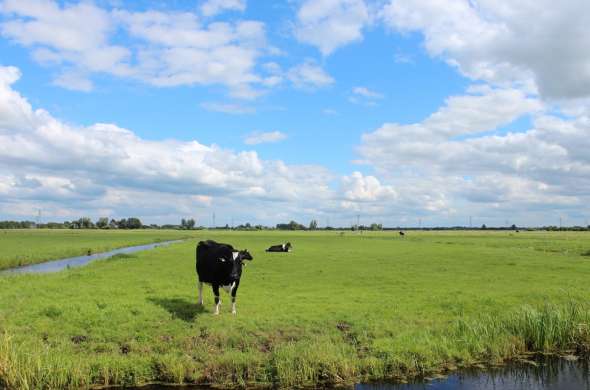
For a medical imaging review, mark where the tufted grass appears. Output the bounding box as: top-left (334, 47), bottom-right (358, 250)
top-left (1, 230), bottom-right (590, 388)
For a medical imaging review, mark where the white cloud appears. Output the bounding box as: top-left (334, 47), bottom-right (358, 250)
top-left (357, 83), bottom-right (590, 222)
top-left (0, 65), bottom-right (337, 223)
top-left (381, 0), bottom-right (590, 99)
top-left (200, 0), bottom-right (246, 17)
top-left (352, 86), bottom-right (383, 99)
top-left (0, 0), bottom-right (131, 80)
top-left (295, 0), bottom-right (370, 56)
top-left (342, 172), bottom-right (397, 201)
top-left (200, 101), bottom-right (255, 114)
top-left (0, 1), bottom-right (274, 99)
top-left (287, 60), bottom-right (334, 89)
top-left (244, 131), bottom-right (287, 145)
top-left (349, 86), bottom-right (383, 106)
top-left (52, 71), bottom-right (93, 92)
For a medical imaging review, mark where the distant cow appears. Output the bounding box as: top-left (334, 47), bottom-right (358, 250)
top-left (399, 231), bottom-right (405, 237)
top-left (266, 242), bottom-right (292, 252)
top-left (196, 240), bottom-right (253, 315)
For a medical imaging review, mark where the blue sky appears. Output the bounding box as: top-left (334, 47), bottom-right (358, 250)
top-left (1, 0), bottom-right (590, 227)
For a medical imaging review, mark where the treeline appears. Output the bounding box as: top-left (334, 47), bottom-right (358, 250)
top-left (0, 217), bottom-right (206, 230)
top-left (275, 220), bottom-right (383, 231)
top-left (1, 219), bottom-right (589, 231)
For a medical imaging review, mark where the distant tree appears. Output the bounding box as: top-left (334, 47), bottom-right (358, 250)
top-left (73, 217), bottom-right (94, 229)
top-left (109, 219), bottom-right (118, 229)
top-left (180, 218), bottom-right (196, 230)
top-left (126, 218), bottom-right (142, 229)
top-left (511, 224), bottom-right (517, 230)
top-left (116, 219), bottom-right (128, 229)
top-left (96, 217), bottom-right (109, 229)
top-left (276, 220), bottom-right (305, 230)
top-left (370, 223), bottom-right (383, 231)
top-left (481, 224), bottom-right (487, 230)
top-left (309, 219), bottom-right (318, 230)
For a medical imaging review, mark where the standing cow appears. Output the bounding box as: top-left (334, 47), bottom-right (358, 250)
top-left (196, 240), bottom-right (253, 315)
top-left (266, 242), bottom-right (292, 252)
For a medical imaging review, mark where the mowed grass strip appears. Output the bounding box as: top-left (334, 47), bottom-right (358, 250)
top-left (1, 230), bottom-right (590, 388)
top-left (0, 229), bottom-right (197, 270)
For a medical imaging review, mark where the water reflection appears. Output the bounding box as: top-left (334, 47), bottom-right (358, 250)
top-left (357, 357), bottom-right (590, 390)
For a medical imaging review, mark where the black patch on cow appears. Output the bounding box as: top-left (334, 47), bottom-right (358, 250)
top-left (266, 242), bottom-right (293, 252)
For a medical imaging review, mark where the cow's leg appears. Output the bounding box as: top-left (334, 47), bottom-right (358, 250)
top-left (212, 284), bottom-right (221, 315)
top-left (231, 280), bottom-right (240, 315)
top-left (197, 281), bottom-right (203, 306)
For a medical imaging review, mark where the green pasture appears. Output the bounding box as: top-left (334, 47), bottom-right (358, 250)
top-left (0, 229), bottom-right (196, 270)
top-left (1, 230), bottom-right (590, 388)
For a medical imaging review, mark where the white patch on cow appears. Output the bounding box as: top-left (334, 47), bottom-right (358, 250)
top-left (232, 301), bottom-right (237, 315)
top-left (282, 244), bottom-right (285, 251)
top-left (222, 281), bottom-right (236, 293)
top-left (232, 251), bottom-right (239, 261)
top-left (219, 257), bottom-right (226, 262)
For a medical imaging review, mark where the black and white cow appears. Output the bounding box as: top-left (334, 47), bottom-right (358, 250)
top-left (399, 231), bottom-right (405, 237)
top-left (265, 242), bottom-right (292, 252)
top-left (196, 240), bottom-right (253, 315)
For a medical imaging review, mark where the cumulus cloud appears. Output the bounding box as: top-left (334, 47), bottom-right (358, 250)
top-left (381, 0), bottom-right (590, 99)
top-left (0, 0), bottom-right (273, 98)
top-left (358, 83), bottom-right (590, 223)
top-left (244, 131), bottom-right (287, 145)
top-left (0, 65), bottom-right (339, 223)
top-left (342, 172), bottom-right (397, 201)
top-left (295, 0), bottom-right (370, 56)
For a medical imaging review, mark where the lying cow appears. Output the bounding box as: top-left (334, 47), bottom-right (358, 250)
top-left (196, 240), bottom-right (253, 315)
top-left (399, 231), bottom-right (405, 237)
top-left (266, 242), bottom-right (292, 252)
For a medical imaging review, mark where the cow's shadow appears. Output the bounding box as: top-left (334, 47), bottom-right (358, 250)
top-left (149, 297), bottom-right (205, 322)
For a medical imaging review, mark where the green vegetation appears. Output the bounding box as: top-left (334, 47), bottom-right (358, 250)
top-left (0, 229), bottom-right (195, 270)
top-left (1, 230), bottom-right (590, 388)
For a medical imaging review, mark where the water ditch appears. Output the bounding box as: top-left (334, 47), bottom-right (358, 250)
top-left (0, 240), bottom-right (184, 275)
top-left (358, 356), bottom-right (589, 390)
top-left (125, 356), bottom-right (589, 390)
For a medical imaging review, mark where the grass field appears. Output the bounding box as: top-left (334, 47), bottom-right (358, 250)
top-left (1, 230), bottom-right (590, 389)
top-left (0, 229), bottom-right (197, 270)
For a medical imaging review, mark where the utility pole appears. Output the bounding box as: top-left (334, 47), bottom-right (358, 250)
top-left (356, 214), bottom-right (360, 230)
top-left (559, 216), bottom-right (562, 229)
top-left (469, 216), bottom-right (472, 229)
top-left (212, 212), bottom-right (216, 229)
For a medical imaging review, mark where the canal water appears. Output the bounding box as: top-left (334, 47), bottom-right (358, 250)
top-left (0, 240), bottom-right (183, 275)
top-left (133, 357), bottom-right (589, 389)
top-left (356, 357), bottom-right (590, 390)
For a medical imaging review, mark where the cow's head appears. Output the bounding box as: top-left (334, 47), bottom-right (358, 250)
top-left (285, 242), bottom-right (293, 250)
top-left (230, 249), bottom-right (253, 279)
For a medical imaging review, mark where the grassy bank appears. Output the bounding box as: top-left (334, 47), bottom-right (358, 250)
top-left (1, 230), bottom-right (590, 388)
top-left (0, 229), bottom-right (196, 270)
